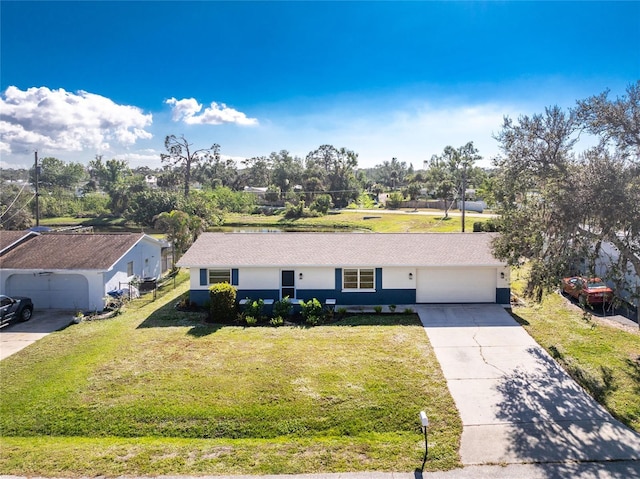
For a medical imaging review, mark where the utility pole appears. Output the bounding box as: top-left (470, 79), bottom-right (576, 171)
top-left (461, 163), bottom-right (466, 232)
top-left (34, 150), bottom-right (40, 227)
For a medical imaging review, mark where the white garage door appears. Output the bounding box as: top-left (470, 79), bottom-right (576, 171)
top-left (6, 274), bottom-right (89, 310)
top-left (416, 267), bottom-right (496, 303)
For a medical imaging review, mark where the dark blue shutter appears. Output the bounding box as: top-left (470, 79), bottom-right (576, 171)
top-left (231, 269), bottom-right (239, 286)
top-left (200, 269), bottom-right (207, 286)
top-left (376, 268), bottom-right (382, 290)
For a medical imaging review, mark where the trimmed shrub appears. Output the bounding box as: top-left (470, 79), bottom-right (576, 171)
top-left (209, 283), bottom-right (237, 323)
top-left (269, 316), bottom-right (284, 327)
top-left (273, 297), bottom-right (293, 318)
top-left (374, 305), bottom-right (383, 314)
top-left (300, 298), bottom-right (324, 323)
top-left (244, 298), bottom-right (265, 321)
top-left (305, 315), bottom-right (320, 326)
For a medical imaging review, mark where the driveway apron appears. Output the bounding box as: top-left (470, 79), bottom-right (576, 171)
top-left (0, 310), bottom-right (73, 360)
top-left (416, 304), bottom-right (640, 465)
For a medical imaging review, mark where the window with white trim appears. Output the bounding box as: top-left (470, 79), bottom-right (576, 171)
top-left (343, 268), bottom-right (375, 290)
top-left (208, 269), bottom-right (231, 285)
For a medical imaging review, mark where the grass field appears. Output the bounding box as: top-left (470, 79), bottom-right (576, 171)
top-left (38, 209), bottom-right (492, 234)
top-left (224, 210), bottom-right (490, 233)
top-left (510, 272), bottom-right (640, 432)
top-left (0, 274), bottom-right (461, 476)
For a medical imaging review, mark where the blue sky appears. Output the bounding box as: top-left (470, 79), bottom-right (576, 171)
top-left (1, 1), bottom-right (638, 170)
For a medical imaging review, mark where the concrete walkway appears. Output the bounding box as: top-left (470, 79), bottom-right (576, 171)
top-left (415, 304), bottom-right (640, 466)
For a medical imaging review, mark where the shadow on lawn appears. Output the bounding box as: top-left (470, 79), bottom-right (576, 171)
top-left (136, 301), bottom-right (221, 337)
top-left (493, 346), bottom-right (640, 472)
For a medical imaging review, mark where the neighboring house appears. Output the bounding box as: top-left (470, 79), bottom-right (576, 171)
top-left (593, 240), bottom-right (639, 309)
top-left (177, 232), bottom-right (510, 306)
top-left (0, 232), bottom-right (166, 311)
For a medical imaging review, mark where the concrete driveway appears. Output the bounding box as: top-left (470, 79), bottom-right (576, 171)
top-left (0, 309), bottom-right (74, 360)
top-left (416, 304), bottom-right (640, 466)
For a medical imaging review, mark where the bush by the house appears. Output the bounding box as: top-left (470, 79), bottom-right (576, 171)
top-left (300, 298), bottom-right (324, 325)
top-left (273, 297), bottom-right (293, 318)
top-left (269, 316), bottom-right (284, 327)
top-left (209, 283), bottom-right (237, 323)
top-left (243, 298), bottom-right (265, 322)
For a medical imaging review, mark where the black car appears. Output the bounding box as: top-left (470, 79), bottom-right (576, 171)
top-left (0, 295), bottom-right (34, 325)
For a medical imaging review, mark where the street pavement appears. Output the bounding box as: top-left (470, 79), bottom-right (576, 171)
top-left (0, 309), bottom-right (73, 360)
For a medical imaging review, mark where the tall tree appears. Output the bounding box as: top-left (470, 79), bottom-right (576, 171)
top-left (425, 142), bottom-right (482, 218)
top-left (270, 150), bottom-right (303, 195)
top-left (154, 210), bottom-right (203, 265)
top-left (31, 157), bottom-right (87, 190)
top-left (161, 135), bottom-right (220, 197)
top-left (492, 85), bottom-right (640, 324)
top-left (305, 145), bottom-right (360, 207)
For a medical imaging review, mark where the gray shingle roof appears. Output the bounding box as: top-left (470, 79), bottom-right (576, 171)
top-left (177, 232), bottom-right (503, 268)
top-left (0, 233), bottom-right (146, 270)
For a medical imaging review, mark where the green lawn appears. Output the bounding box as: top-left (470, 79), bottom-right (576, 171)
top-left (38, 209), bottom-right (491, 234)
top-left (224, 210), bottom-right (490, 233)
top-left (0, 275), bottom-right (461, 476)
top-left (510, 285), bottom-right (640, 432)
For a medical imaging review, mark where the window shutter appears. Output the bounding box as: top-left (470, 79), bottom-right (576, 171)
top-left (200, 269), bottom-right (207, 286)
top-left (232, 269), bottom-right (239, 286)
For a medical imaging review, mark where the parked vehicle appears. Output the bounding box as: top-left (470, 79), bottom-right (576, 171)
top-left (561, 277), bottom-right (613, 305)
top-left (0, 294), bottom-right (34, 325)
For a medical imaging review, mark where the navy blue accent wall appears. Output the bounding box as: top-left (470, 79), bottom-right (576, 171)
top-left (496, 288), bottom-right (511, 305)
top-left (191, 289), bottom-right (210, 305)
top-left (231, 269), bottom-right (239, 286)
top-left (199, 269), bottom-right (207, 286)
top-left (325, 289), bottom-right (415, 305)
top-left (237, 289), bottom-right (280, 301)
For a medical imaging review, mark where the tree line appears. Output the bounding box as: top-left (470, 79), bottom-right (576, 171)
top-left (1, 141), bottom-right (490, 230)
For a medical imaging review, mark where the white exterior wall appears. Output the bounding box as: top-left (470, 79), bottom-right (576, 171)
top-left (86, 272), bottom-right (107, 311)
top-left (595, 241), bottom-right (639, 307)
top-left (497, 266), bottom-right (510, 289)
top-left (239, 268), bottom-right (278, 289)
top-left (189, 267), bottom-right (205, 290)
top-left (382, 267), bottom-right (415, 289)
top-left (295, 267), bottom-right (334, 289)
top-left (104, 237), bottom-right (162, 293)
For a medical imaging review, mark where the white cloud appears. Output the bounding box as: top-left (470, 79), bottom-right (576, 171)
top-left (0, 86), bottom-right (153, 155)
top-left (166, 97), bottom-right (258, 126)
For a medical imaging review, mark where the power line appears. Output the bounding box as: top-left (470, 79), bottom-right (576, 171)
top-left (0, 181), bottom-right (30, 219)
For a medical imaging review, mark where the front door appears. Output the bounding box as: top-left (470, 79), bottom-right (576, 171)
top-left (281, 270), bottom-right (295, 299)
